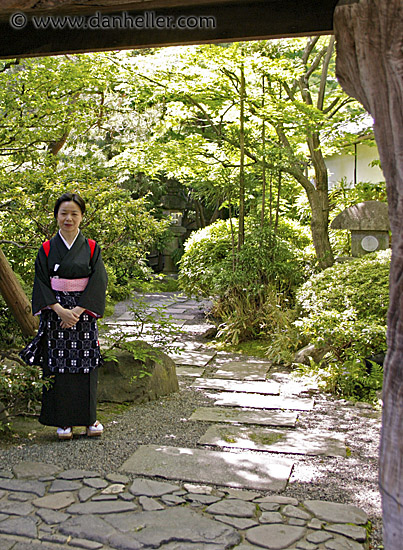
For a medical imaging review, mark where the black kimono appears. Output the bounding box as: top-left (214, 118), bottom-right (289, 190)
top-left (20, 231), bottom-right (108, 428)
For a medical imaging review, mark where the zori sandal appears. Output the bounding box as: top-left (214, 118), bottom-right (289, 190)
top-left (86, 421), bottom-right (103, 437)
top-left (57, 427), bottom-right (73, 440)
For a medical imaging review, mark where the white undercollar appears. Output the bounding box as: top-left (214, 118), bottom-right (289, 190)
top-left (59, 229), bottom-right (80, 250)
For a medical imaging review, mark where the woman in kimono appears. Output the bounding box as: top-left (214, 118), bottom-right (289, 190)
top-left (20, 193), bottom-right (108, 440)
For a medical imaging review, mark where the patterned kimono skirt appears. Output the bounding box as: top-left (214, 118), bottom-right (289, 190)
top-left (21, 290), bottom-right (102, 428)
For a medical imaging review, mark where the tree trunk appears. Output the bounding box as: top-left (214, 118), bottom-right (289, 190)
top-left (238, 63), bottom-right (246, 251)
top-left (0, 247), bottom-right (38, 337)
top-left (334, 1), bottom-right (403, 546)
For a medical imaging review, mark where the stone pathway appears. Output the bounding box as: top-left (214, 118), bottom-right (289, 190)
top-left (0, 292), bottom-right (375, 549)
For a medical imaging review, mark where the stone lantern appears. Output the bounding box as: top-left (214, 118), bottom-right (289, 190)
top-left (330, 200), bottom-right (390, 257)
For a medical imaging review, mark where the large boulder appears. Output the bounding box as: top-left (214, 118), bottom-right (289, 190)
top-left (98, 344), bottom-right (179, 404)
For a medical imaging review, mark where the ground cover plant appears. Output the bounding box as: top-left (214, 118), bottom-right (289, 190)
top-left (294, 249), bottom-right (390, 402)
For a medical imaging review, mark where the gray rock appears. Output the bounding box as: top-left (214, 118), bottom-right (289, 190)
top-left (59, 514), bottom-right (117, 545)
top-left (307, 518), bottom-right (325, 530)
top-left (36, 508), bottom-right (70, 524)
top-left (255, 495), bottom-right (299, 506)
top-left (8, 492), bottom-right (33, 502)
top-left (307, 531), bottom-right (334, 544)
top-left (224, 488), bottom-right (261, 501)
top-left (283, 505), bottom-right (312, 520)
top-left (303, 501), bottom-right (368, 525)
top-left (78, 487), bottom-right (98, 502)
top-left (58, 469), bottom-right (100, 480)
top-left (0, 516), bottom-right (38, 538)
top-left (33, 491), bottom-right (76, 510)
top-left (325, 523), bottom-right (367, 542)
top-left (102, 483), bottom-right (126, 495)
top-left (0, 472), bottom-right (13, 479)
top-left (258, 502), bottom-right (281, 512)
top-left (103, 507), bottom-right (241, 548)
top-left (184, 493), bottom-right (221, 505)
top-left (0, 538), bottom-right (14, 550)
top-left (49, 479), bottom-right (82, 492)
top-left (118, 492), bottom-right (135, 501)
top-left (69, 538), bottom-right (104, 549)
top-left (0, 479), bottom-right (46, 497)
top-left (205, 499), bottom-right (257, 518)
top-left (13, 462), bottom-right (61, 480)
top-left (246, 524), bottom-right (306, 549)
top-left (105, 474), bottom-right (129, 484)
top-left (98, 346), bottom-right (179, 404)
top-left (139, 496), bottom-right (165, 511)
top-left (183, 483), bottom-right (214, 495)
top-left (67, 500), bottom-right (137, 515)
top-left (215, 515), bottom-right (260, 530)
top-left (259, 512), bottom-right (283, 524)
top-left (289, 518), bottom-right (307, 526)
top-left (0, 490), bottom-right (6, 500)
top-left (83, 478), bottom-right (108, 489)
top-left (129, 478), bottom-right (180, 497)
top-left (325, 536), bottom-right (364, 550)
top-left (0, 501), bottom-right (34, 516)
top-left (0, 513), bottom-right (9, 522)
top-left (40, 534), bottom-right (69, 544)
top-left (160, 494), bottom-right (186, 506)
top-left (91, 494), bottom-right (118, 501)
top-left (296, 541), bottom-right (318, 550)
top-left (107, 532), bottom-right (144, 550)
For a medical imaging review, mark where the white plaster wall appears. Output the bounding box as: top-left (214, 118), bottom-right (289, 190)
top-left (326, 143), bottom-right (385, 188)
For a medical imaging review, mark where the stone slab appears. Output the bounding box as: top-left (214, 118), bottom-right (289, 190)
top-left (169, 350), bottom-right (216, 367)
top-left (175, 366), bottom-right (205, 378)
top-left (192, 378), bottom-right (280, 395)
top-left (119, 445), bottom-right (293, 492)
top-left (303, 500), bottom-right (368, 525)
top-left (246, 524), bottom-right (306, 549)
top-left (0, 479), bottom-right (46, 497)
top-left (33, 491), bottom-right (76, 510)
top-left (211, 393), bottom-right (315, 411)
top-left (13, 462), bottom-right (61, 480)
top-left (190, 407), bottom-right (298, 427)
top-left (198, 425), bottom-right (346, 457)
top-left (102, 507), bottom-right (241, 548)
top-left (214, 361), bottom-right (271, 380)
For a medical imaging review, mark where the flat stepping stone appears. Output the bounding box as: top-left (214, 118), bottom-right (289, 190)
top-left (13, 461), bottom-right (61, 479)
top-left (119, 444), bottom-right (293, 492)
top-left (198, 425), bottom-right (346, 457)
top-left (214, 361), bottom-right (271, 380)
top-left (190, 407), bottom-right (298, 428)
top-left (211, 392), bottom-right (314, 411)
top-left (192, 378), bottom-right (280, 395)
top-left (169, 350), bottom-right (216, 367)
top-left (176, 366), bottom-right (205, 378)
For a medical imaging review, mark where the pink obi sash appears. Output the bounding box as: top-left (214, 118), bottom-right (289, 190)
top-left (50, 277), bottom-right (89, 292)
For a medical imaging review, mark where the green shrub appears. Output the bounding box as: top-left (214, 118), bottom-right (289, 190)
top-left (295, 249), bottom-right (390, 401)
top-left (0, 355), bottom-right (44, 415)
top-left (179, 217), bottom-right (313, 343)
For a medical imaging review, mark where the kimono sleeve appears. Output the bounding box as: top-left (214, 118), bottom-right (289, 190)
top-left (77, 243), bottom-right (108, 317)
top-left (32, 246), bottom-right (57, 315)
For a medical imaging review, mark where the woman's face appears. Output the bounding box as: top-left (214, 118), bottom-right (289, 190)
top-left (56, 201), bottom-right (83, 237)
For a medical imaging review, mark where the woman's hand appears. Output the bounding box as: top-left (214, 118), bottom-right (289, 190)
top-left (50, 303), bottom-right (81, 329)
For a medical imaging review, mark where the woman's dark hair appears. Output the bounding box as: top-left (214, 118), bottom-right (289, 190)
top-left (54, 193), bottom-right (86, 218)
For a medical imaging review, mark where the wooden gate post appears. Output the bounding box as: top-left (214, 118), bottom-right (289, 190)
top-left (334, 1), bottom-right (403, 547)
top-left (0, 246), bottom-right (38, 337)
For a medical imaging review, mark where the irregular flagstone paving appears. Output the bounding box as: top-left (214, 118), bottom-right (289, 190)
top-left (198, 425), bottom-right (347, 457)
top-left (191, 378), bottom-right (280, 395)
top-left (189, 407), bottom-right (298, 427)
top-left (0, 292), bottom-right (374, 548)
top-left (0, 462), bottom-right (369, 550)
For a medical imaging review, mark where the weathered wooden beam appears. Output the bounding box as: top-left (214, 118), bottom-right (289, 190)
top-left (0, 0), bottom-right (338, 59)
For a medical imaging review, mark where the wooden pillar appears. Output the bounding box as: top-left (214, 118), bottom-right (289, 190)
top-left (334, 1), bottom-right (403, 547)
top-left (0, 247), bottom-right (38, 337)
